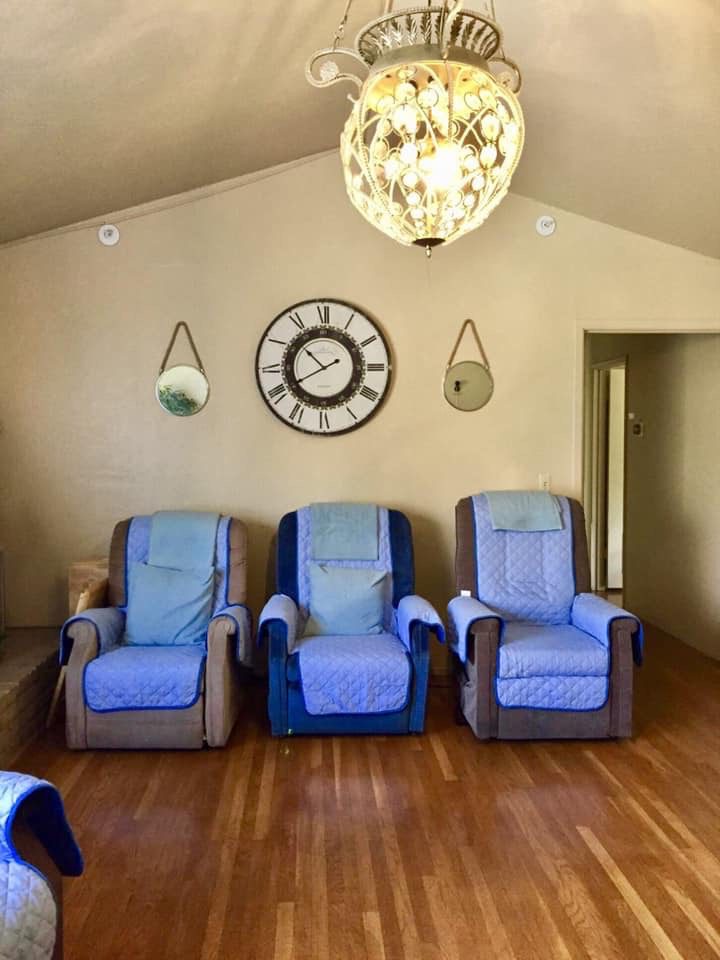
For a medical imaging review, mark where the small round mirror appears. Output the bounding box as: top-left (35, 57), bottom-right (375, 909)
top-left (443, 360), bottom-right (494, 411)
top-left (155, 364), bottom-right (210, 417)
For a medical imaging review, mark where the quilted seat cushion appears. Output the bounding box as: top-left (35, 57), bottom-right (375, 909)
top-left (294, 633), bottom-right (411, 716)
top-left (496, 623), bottom-right (609, 711)
top-left (498, 623), bottom-right (609, 678)
top-left (84, 645), bottom-right (206, 712)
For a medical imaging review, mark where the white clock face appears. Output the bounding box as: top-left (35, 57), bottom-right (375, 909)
top-left (256, 299), bottom-right (392, 435)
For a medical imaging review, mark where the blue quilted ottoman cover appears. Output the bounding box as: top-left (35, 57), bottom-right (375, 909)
top-left (496, 622), bottom-right (609, 711)
top-left (84, 645), bottom-right (206, 712)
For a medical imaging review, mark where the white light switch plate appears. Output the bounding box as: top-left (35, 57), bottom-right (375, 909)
top-left (538, 473), bottom-right (551, 492)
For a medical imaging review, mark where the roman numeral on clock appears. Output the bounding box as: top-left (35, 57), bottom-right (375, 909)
top-left (268, 384), bottom-right (286, 403)
top-left (344, 312), bottom-right (355, 330)
top-left (289, 402), bottom-right (304, 424)
top-left (359, 385), bottom-right (379, 402)
top-left (290, 312), bottom-right (305, 330)
top-left (318, 411), bottom-right (330, 430)
top-left (360, 335), bottom-right (377, 348)
top-left (262, 363), bottom-right (281, 373)
top-left (366, 363), bottom-right (385, 372)
top-left (346, 406), bottom-right (358, 422)
top-left (317, 304), bottom-right (330, 325)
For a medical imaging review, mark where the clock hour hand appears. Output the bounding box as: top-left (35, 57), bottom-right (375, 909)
top-left (297, 358), bottom-right (340, 384)
top-left (304, 348), bottom-right (326, 370)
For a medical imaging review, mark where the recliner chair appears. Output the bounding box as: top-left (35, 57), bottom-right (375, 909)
top-left (449, 492), bottom-right (642, 739)
top-left (259, 502), bottom-right (444, 736)
top-left (61, 512), bottom-right (252, 749)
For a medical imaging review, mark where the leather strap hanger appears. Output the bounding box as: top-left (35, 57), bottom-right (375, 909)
top-left (159, 322), bottom-right (205, 375)
top-left (446, 318), bottom-right (491, 372)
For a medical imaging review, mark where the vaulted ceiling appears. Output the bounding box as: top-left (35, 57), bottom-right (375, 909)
top-left (1, 0), bottom-right (718, 257)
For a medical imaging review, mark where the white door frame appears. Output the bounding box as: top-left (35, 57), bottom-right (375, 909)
top-left (575, 323), bottom-right (720, 597)
top-left (587, 357), bottom-right (626, 591)
top-left (574, 322), bottom-right (719, 500)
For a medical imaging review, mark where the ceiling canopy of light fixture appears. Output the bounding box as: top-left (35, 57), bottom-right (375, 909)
top-left (307, 1), bottom-right (524, 255)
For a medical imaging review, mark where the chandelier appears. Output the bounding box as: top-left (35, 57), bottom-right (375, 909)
top-left (307, 1), bottom-right (524, 255)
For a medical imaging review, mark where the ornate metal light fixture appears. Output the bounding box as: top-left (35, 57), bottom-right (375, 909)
top-left (307, 1), bottom-right (524, 255)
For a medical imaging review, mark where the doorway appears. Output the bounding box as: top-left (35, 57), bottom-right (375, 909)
top-left (588, 358), bottom-right (626, 593)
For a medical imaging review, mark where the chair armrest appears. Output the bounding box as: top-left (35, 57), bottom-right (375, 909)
top-left (59, 607), bottom-right (125, 665)
top-left (0, 773), bottom-right (83, 878)
top-left (572, 593), bottom-right (644, 665)
top-left (206, 610), bottom-right (248, 747)
top-left (263, 597), bottom-right (297, 737)
top-left (448, 595), bottom-right (503, 663)
top-left (396, 595), bottom-right (445, 652)
top-left (209, 604), bottom-right (253, 666)
top-left (258, 594), bottom-right (299, 654)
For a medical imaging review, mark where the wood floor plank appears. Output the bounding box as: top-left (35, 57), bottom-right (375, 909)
top-left (577, 827), bottom-right (684, 960)
top-left (273, 903), bottom-right (295, 960)
top-left (664, 879), bottom-right (720, 956)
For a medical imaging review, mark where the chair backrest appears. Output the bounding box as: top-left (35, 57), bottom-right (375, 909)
top-left (276, 504), bottom-right (414, 630)
top-left (107, 515), bottom-right (247, 613)
top-left (455, 494), bottom-right (591, 624)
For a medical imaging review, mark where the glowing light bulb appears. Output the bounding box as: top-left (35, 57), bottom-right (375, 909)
top-left (481, 112), bottom-right (500, 141)
top-left (392, 104), bottom-right (418, 134)
top-left (480, 143), bottom-right (498, 169)
top-left (424, 142), bottom-right (463, 192)
top-left (399, 142), bottom-right (419, 164)
top-left (384, 157), bottom-right (401, 179)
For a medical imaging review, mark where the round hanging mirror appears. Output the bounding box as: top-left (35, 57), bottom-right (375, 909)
top-left (443, 319), bottom-right (494, 412)
top-left (443, 360), bottom-right (494, 411)
top-left (156, 364), bottom-right (210, 417)
top-left (156, 322), bottom-right (209, 417)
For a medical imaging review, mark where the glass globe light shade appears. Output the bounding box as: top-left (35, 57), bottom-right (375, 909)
top-left (341, 59), bottom-right (524, 250)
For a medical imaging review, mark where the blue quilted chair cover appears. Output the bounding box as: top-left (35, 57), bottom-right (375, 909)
top-left (60, 514), bottom-right (243, 713)
top-left (449, 493), bottom-right (643, 712)
top-left (259, 505), bottom-right (444, 736)
top-left (0, 773), bottom-right (82, 959)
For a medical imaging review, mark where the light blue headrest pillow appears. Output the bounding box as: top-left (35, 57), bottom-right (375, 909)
top-left (304, 564), bottom-right (387, 637)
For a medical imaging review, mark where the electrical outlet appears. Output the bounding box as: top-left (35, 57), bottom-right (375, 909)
top-left (538, 473), bottom-right (551, 492)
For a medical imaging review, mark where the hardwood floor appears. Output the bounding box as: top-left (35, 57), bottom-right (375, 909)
top-left (14, 625), bottom-right (720, 960)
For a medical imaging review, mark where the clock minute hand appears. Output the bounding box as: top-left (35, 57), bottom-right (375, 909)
top-left (297, 358), bottom-right (340, 384)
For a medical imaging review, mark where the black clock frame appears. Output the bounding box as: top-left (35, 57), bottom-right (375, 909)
top-left (255, 298), bottom-right (393, 437)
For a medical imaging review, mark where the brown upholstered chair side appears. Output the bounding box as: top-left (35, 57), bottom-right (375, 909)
top-left (225, 517), bottom-right (248, 605)
top-left (454, 498), bottom-right (477, 596)
top-left (454, 497), bottom-right (500, 739)
top-left (65, 626), bottom-right (99, 750)
top-left (205, 517), bottom-right (249, 747)
top-left (107, 519), bottom-right (131, 608)
top-left (608, 622), bottom-right (634, 737)
top-left (569, 499), bottom-right (591, 594)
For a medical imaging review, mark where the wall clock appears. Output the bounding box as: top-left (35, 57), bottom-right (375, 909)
top-left (255, 298), bottom-right (392, 435)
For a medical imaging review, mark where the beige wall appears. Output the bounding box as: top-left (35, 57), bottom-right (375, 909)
top-left (1, 152), bottom-right (720, 657)
top-left (588, 334), bottom-right (720, 657)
